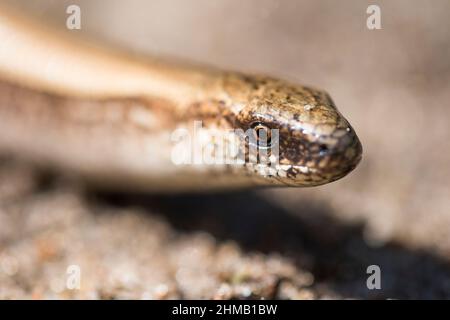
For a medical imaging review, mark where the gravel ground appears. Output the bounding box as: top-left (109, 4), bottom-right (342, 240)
top-left (1, 0), bottom-right (450, 299)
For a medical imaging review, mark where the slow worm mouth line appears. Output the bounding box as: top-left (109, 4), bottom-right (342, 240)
top-left (0, 7), bottom-right (362, 192)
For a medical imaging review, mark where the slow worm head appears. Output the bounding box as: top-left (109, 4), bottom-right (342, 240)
top-left (221, 73), bottom-right (362, 187)
top-left (0, 7), bottom-right (362, 191)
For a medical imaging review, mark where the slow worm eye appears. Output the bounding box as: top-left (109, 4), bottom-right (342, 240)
top-left (250, 122), bottom-right (271, 147)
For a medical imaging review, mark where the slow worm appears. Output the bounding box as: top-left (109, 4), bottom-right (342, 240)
top-left (0, 8), bottom-right (362, 192)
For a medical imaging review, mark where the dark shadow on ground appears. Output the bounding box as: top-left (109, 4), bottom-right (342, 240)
top-left (91, 190), bottom-right (450, 299)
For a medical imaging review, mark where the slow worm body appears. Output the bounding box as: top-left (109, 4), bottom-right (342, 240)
top-left (0, 8), bottom-right (362, 192)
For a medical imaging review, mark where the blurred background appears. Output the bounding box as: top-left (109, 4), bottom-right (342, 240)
top-left (0, 0), bottom-right (450, 299)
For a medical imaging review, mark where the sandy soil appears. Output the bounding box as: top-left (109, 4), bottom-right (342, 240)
top-left (1, 0), bottom-right (450, 299)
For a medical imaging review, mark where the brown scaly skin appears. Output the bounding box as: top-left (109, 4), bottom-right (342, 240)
top-left (215, 73), bottom-right (363, 187)
top-left (0, 74), bottom-right (362, 191)
top-left (0, 7), bottom-right (362, 191)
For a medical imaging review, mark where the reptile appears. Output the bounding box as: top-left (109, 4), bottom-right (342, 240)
top-left (0, 8), bottom-right (362, 192)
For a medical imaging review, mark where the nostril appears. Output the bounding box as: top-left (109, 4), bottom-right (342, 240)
top-left (319, 144), bottom-right (329, 155)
